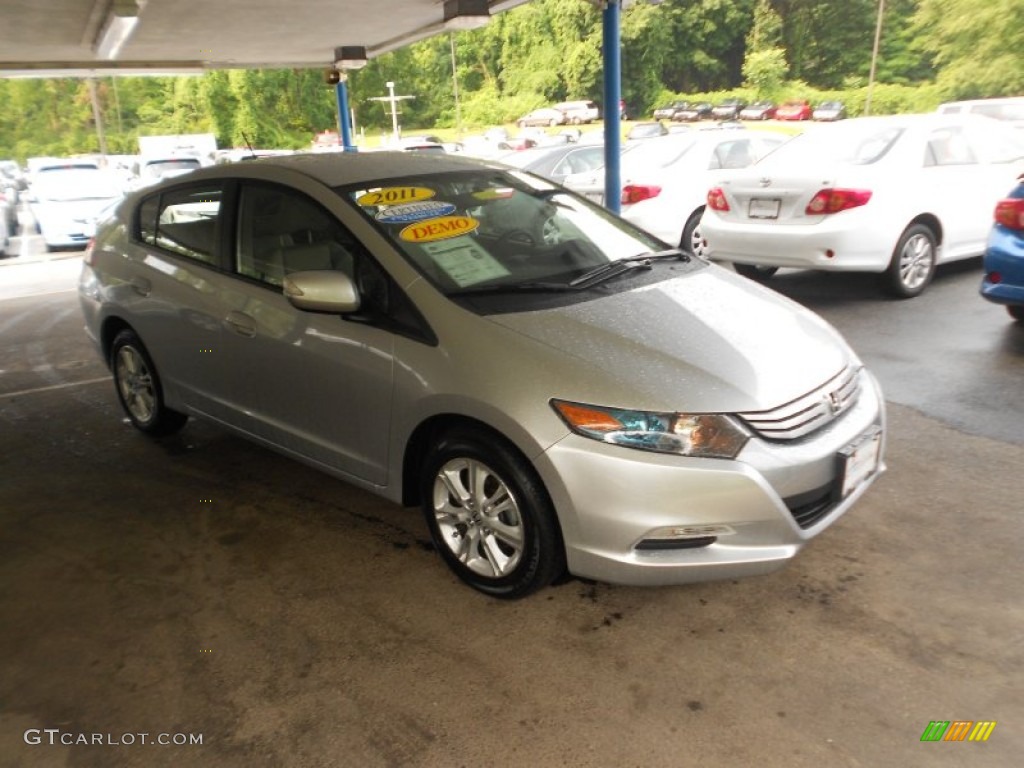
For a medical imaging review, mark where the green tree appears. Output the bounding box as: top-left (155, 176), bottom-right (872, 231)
top-left (912, 0), bottom-right (1024, 98)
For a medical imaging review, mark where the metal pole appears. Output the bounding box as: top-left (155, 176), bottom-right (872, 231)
top-left (86, 78), bottom-right (108, 157)
top-left (387, 81), bottom-right (400, 142)
top-left (450, 33), bottom-right (463, 139)
top-left (865, 0), bottom-right (885, 116)
top-left (335, 77), bottom-right (356, 152)
top-left (602, 1), bottom-right (622, 214)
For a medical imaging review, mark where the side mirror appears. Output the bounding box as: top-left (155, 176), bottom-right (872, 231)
top-left (283, 270), bottom-right (360, 314)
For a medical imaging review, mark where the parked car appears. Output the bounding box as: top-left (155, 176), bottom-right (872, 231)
top-left (938, 97), bottom-right (1024, 130)
top-left (563, 129), bottom-right (789, 257)
top-left (79, 151), bottom-right (885, 598)
top-left (813, 101), bottom-right (847, 122)
top-left (739, 101), bottom-right (777, 121)
top-left (712, 99), bottom-right (747, 120)
top-left (0, 192), bottom-right (10, 251)
top-left (673, 102), bottom-right (713, 122)
top-left (980, 175), bottom-right (1024, 322)
top-left (701, 114), bottom-right (1024, 297)
top-left (27, 167), bottom-right (123, 250)
top-left (134, 156), bottom-right (203, 188)
top-left (554, 100), bottom-right (600, 124)
top-left (775, 100), bottom-right (813, 121)
top-left (497, 143), bottom-right (608, 184)
top-left (653, 101), bottom-right (689, 121)
top-left (517, 107), bottom-right (567, 128)
top-left (626, 121), bottom-right (669, 141)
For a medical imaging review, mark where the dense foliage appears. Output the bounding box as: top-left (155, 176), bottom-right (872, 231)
top-left (0, 0), bottom-right (1020, 159)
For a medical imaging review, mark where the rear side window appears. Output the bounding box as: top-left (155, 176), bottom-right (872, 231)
top-left (137, 185), bottom-right (223, 265)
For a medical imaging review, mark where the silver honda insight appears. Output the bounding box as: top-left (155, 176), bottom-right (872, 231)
top-left (79, 152), bottom-right (886, 598)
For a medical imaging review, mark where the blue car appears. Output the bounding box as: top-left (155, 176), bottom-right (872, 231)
top-left (981, 176), bottom-right (1024, 323)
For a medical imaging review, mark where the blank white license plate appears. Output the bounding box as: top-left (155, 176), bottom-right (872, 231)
top-left (584, 192), bottom-right (604, 205)
top-left (748, 198), bottom-right (780, 219)
top-left (838, 427), bottom-right (882, 498)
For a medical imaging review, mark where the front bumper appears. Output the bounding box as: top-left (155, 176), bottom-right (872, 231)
top-left (535, 369), bottom-right (886, 586)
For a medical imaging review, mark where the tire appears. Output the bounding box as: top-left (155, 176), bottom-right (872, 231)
top-left (1008, 305), bottom-right (1024, 323)
top-left (111, 329), bottom-right (188, 437)
top-left (549, 118), bottom-right (559, 127)
top-left (733, 263), bottom-right (779, 281)
top-left (883, 223), bottom-right (937, 298)
top-left (420, 428), bottom-right (564, 599)
top-left (680, 207), bottom-right (707, 259)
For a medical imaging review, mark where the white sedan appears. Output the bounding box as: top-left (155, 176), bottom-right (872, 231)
top-left (701, 113), bottom-right (1024, 297)
top-left (562, 129), bottom-right (790, 256)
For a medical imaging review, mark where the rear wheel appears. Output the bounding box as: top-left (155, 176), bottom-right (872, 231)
top-left (733, 263), bottom-right (779, 281)
top-left (680, 208), bottom-right (707, 259)
top-left (111, 329), bottom-right (188, 436)
top-left (420, 428), bottom-right (564, 599)
top-left (883, 223), bottom-right (936, 298)
top-left (1008, 305), bottom-right (1024, 323)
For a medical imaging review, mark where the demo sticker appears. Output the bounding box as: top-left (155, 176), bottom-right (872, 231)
top-left (356, 186), bottom-right (435, 207)
top-left (399, 216), bottom-right (480, 243)
top-left (375, 200), bottom-right (457, 224)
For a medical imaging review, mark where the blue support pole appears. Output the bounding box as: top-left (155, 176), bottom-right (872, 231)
top-left (602, 1), bottom-right (622, 215)
top-left (335, 79), bottom-right (357, 152)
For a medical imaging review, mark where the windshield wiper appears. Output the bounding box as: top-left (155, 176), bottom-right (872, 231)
top-left (450, 280), bottom-right (576, 297)
top-left (568, 248), bottom-right (688, 288)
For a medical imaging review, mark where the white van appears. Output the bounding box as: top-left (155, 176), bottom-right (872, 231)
top-left (937, 97), bottom-right (1024, 129)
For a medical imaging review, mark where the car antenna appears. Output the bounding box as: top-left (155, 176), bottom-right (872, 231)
top-left (241, 132), bottom-right (257, 160)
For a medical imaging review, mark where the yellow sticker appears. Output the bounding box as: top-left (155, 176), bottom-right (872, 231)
top-left (356, 186), bottom-right (435, 207)
top-left (399, 216), bottom-right (480, 243)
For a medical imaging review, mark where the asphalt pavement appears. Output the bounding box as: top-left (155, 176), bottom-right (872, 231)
top-left (1, 246), bottom-right (1021, 768)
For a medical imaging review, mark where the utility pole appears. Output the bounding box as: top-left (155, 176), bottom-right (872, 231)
top-left (368, 82), bottom-right (415, 144)
top-left (865, 0), bottom-right (885, 116)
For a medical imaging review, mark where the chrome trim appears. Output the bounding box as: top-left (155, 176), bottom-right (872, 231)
top-left (738, 365), bottom-right (862, 441)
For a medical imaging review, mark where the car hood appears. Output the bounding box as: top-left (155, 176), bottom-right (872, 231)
top-left (485, 266), bottom-right (852, 413)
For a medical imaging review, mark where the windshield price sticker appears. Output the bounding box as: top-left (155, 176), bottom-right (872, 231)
top-left (423, 238), bottom-right (510, 287)
top-left (375, 201), bottom-right (457, 224)
top-left (356, 186), bottom-right (435, 207)
top-left (399, 215), bottom-right (480, 243)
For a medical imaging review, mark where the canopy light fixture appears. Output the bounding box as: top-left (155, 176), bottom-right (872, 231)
top-left (443, 0), bottom-right (491, 30)
top-left (334, 46), bottom-right (368, 70)
top-left (94, 0), bottom-right (145, 61)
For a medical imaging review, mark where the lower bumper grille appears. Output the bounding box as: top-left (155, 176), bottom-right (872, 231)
top-left (784, 484), bottom-right (837, 529)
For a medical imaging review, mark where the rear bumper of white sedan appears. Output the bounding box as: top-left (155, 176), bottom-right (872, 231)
top-left (701, 210), bottom-right (896, 272)
top-left (535, 369), bottom-right (886, 587)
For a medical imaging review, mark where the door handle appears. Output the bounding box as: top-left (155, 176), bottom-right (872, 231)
top-left (130, 276), bottom-right (151, 297)
top-left (224, 310), bottom-right (256, 338)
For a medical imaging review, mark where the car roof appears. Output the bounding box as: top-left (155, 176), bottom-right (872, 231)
top-left (135, 150), bottom-right (498, 189)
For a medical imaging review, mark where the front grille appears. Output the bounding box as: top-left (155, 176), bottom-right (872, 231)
top-left (785, 485), bottom-right (837, 529)
top-left (738, 365), bottom-right (861, 441)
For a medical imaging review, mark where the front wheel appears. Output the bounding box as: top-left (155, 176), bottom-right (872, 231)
top-left (883, 223), bottom-right (936, 298)
top-left (111, 329), bottom-right (188, 436)
top-left (733, 263), bottom-right (779, 281)
top-left (420, 428), bottom-right (564, 599)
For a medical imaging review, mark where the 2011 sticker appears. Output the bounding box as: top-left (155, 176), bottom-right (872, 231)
top-left (399, 216), bottom-right (480, 243)
top-left (356, 186), bottom-right (435, 207)
top-left (375, 201), bottom-right (457, 224)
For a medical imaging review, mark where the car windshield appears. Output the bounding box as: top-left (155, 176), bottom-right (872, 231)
top-left (758, 123), bottom-right (904, 167)
top-left (144, 159), bottom-right (201, 177)
top-left (620, 135), bottom-right (697, 173)
top-left (340, 169), bottom-right (669, 296)
top-left (33, 169), bottom-right (121, 201)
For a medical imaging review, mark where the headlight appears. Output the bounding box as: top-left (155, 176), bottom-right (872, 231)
top-left (551, 400), bottom-right (750, 459)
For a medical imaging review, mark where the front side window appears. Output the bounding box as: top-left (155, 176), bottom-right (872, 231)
top-left (340, 169), bottom-right (676, 299)
top-left (235, 183), bottom-right (368, 290)
top-left (138, 184), bottom-right (223, 265)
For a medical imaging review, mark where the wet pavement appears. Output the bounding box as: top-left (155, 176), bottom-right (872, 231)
top-left (1, 255), bottom-right (1021, 767)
